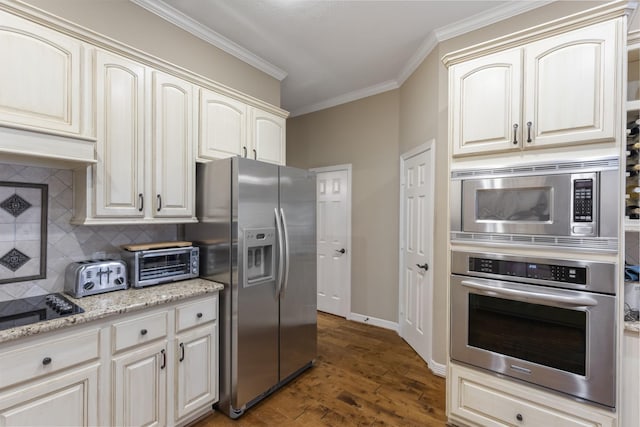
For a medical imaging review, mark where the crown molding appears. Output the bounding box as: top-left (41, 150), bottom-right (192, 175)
top-left (396, 32), bottom-right (439, 86)
top-left (129, 0), bottom-right (288, 81)
top-left (290, 80), bottom-right (400, 117)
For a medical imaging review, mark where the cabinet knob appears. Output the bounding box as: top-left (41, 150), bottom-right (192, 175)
top-left (526, 121), bottom-right (533, 143)
top-left (512, 123), bottom-right (519, 145)
top-left (140, 328), bottom-right (148, 336)
top-left (516, 413), bottom-right (523, 422)
top-left (42, 357), bottom-right (52, 366)
top-left (196, 312), bottom-right (203, 318)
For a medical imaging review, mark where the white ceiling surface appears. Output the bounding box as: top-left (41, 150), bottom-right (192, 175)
top-left (133, 0), bottom-right (552, 117)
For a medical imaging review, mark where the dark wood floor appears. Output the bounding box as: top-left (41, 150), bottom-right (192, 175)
top-left (191, 312), bottom-right (447, 426)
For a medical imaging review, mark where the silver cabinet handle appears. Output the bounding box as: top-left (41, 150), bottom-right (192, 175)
top-left (243, 146), bottom-right (247, 157)
top-left (179, 342), bottom-right (185, 362)
top-left (460, 280), bottom-right (597, 307)
top-left (156, 194), bottom-right (162, 212)
top-left (512, 123), bottom-right (519, 145)
top-left (253, 148), bottom-right (257, 160)
top-left (526, 121), bottom-right (533, 143)
top-left (138, 193), bottom-right (144, 212)
top-left (160, 349), bottom-right (166, 370)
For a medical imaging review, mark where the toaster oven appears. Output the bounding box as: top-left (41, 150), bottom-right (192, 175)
top-left (121, 246), bottom-right (199, 288)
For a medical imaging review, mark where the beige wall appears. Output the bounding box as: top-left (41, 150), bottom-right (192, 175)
top-left (287, 90), bottom-right (400, 321)
top-left (288, 0), bottom-right (612, 367)
top-left (23, 0), bottom-right (281, 106)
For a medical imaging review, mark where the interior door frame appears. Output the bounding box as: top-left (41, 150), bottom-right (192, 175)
top-left (310, 163), bottom-right (352, 319)
top-left (398, 140), bottom-right (436, 371)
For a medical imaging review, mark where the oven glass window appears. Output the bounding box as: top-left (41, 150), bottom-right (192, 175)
top-left (476, 188), bottom-right (551, 222)
top-left (468, 294), bottom-right (586, 375)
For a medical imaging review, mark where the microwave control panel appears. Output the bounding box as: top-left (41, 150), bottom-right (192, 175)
top-left (468, 257), bottom-right (587, 285)
top-left (573, 178), bottom-right (593, 222)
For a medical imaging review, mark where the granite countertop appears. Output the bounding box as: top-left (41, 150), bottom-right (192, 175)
top-left (0, 278), bottom-right (224, 344)
top-left (625, 321), bottom-right (640, 334)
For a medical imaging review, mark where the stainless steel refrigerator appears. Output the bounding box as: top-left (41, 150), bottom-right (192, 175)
top-left (184, 157), bottom-right (317, 418)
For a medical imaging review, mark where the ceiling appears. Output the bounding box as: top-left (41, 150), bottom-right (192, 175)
top-left (132, 0), bottom-right (552, 117)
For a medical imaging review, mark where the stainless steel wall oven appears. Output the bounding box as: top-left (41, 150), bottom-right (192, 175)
top-left (450, 250), bottom-right (617, 408)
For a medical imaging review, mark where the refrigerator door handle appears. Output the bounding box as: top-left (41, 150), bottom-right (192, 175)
top-left (274, 208), bottom-right (285, 296)
top-left (280, 208), bottom-right (291, 296)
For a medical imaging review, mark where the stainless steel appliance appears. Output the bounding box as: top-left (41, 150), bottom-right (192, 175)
top-left (184, 157), bottom-right (317, 418)
top-left (450, 250), bottom-right (617, 408)
top-left (0, 293), bottom-right (84, 331)
top-left (64, 259), bottom-right (128, 297)
top-left (121, 246), bottom-right (199, 288)
top-left (450, 157), bottom-right (619, 251)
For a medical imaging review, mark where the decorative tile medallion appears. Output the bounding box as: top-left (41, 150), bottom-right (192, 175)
top-left (1, 194), bottom-right (31, 218)
top-left (0, 181), bottom-right (47, 284)
top-left (0, 249), bottom-right (30, 272)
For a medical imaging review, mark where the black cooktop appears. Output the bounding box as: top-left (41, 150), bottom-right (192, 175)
top-left (0, 293), bottom-right (84, 331)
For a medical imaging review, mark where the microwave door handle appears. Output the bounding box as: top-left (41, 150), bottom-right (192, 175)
top-left (274, 208), bottom-right (284, 297)
top-left (280, 208), bottom-right (290, 297)
top-left (460, 280), bottom-right (598, 308)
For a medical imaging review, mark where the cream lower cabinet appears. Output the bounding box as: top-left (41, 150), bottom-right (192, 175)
top-left (0, 327), bottom-right (101, 427)
top-left (449, 19), bottom-right (620, 157)
top-left (449, 363), bottom-right (616, 427)
top-left (73, 49), bottom-right (195, 225)
top-left (199, 88), bottom-right (286, 165)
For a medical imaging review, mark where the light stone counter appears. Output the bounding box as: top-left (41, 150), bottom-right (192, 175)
top-left (0, 278), bottom-right (224, 344)
top-left (625, 321), bottom-right (640, 334)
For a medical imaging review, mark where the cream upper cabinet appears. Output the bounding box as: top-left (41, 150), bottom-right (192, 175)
top-left (250, 107), bottom-right (286, 165)
top-left (199, 88), bottom-right (247, 159)
top-left (151, 71), bottom-right (195, 218)
top-left (73, 50), bottom-right (196, 224)
top-left (199, 88), bottom-right (286, 165)
top-left (93, 49), bottom-right (146, 218)
top-left (0, 10), bottom-right (90, 139)
top-left (450, 19), bottom-right (620, 157)
top-left (450, 48), bottom-right (522, 156)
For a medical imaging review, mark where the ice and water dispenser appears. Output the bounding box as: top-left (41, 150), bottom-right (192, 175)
top-left (243, 228), bottom-right (275, 286)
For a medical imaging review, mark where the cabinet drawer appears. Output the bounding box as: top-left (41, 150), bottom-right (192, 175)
top-left (451, 365), bottom-right (615, 427)
top-left (0, 328), bottom-right (99, 390)
top-left (112, 311), bottom-right (167, 353)
top-left (176, 295), bottom-right (217, 332)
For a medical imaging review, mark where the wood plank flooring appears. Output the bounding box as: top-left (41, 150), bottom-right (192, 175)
top-left (190, 312), bottom-right (447, 426)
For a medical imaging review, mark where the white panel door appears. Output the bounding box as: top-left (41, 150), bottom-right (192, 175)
top-left (524, 20), bottom-right (618, 148)
top-left (399, 146), bottom-right (434, 364)
top-left (450, 48), bottom-right (522, 156)
top-left (94, 50), bottom-right (145, 217)
top-left (316, 169), bottom-right (350, 317)
top-left (112, 342), bottom-right (167, 427)
top-left (175, 324), bottom-right (218, 420)
top-left (250, 108), bottom-right (286, 165)
top-left (199, 88), bottom-right (247, 160)
top-left (0, 10), bottom-right (84, 137)
top-left (152, 71), bottom-right (195, 218)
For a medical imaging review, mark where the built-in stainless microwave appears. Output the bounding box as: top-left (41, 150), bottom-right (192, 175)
top-left (450, 157), bottom-right (619, 251)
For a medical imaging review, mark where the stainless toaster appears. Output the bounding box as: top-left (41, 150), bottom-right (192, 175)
top-left (64, 259), bottom-right (128, 298)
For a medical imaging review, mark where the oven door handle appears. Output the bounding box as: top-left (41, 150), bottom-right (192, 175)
top-left (460, 280), bottom-right (598, 307)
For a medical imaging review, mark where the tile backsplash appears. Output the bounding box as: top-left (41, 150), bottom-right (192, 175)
top-left (0, 163), bottom-right (177, 302)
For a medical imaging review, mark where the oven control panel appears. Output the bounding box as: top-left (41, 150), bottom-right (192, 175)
top-left (469, 257), bottom-right (587, 285)
top-left (573, 178), bottom-right (593, 222)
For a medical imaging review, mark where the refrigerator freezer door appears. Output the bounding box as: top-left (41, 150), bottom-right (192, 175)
top-left (234, 158), bottom-right (281, 410)
top-left (279, 166), bottom-right (317, 381)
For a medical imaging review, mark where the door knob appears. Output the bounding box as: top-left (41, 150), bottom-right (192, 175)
top-left (336, 248), bottom-right (346, 254)
top-left (416, 263), bottom-right (429, 271)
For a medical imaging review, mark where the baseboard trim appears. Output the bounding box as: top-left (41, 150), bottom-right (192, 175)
top-left (429, 360), bottom-right (447, 378)
top-left (349, 312), bottom-right (399, 331)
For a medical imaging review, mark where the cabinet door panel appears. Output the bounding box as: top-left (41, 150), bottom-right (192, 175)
top-left (524, 20), bottom-right (618, 148)
top-left (251, 108), bottom-right (286, 165)
top-left (199, 89), bottom-right (247, 159)
top-left (0, 365), bottom-right (98, 427)
top-left (94, 50), bottom-right (145, 217)
top-left (152, 71), bottom-right (194, 218)
top-left (0, 10), bottom-right (83, 136)
top-left (450, 49), bottom-right (522, 156)
top-left (176, 324), bottom-right (218, 420)
top-left (112, 342), bottom-right (167, 427)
